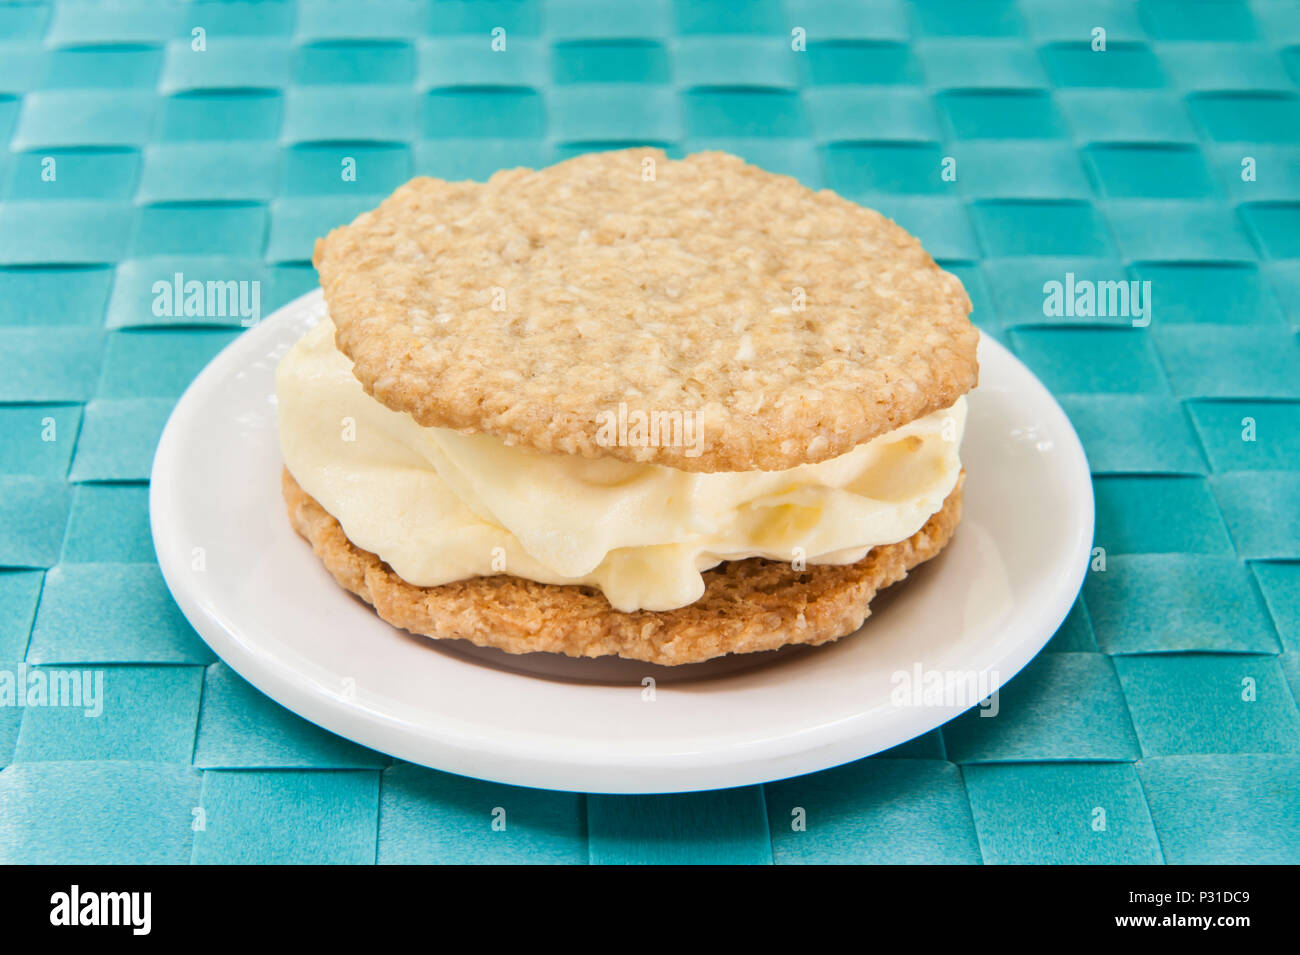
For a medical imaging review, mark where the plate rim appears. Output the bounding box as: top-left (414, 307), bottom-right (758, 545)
top-left (150, 289), bottom-right (1094, 793)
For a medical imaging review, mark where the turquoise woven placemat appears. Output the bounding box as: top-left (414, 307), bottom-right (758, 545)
top-left (1, 0), bottom-right (1298, 864)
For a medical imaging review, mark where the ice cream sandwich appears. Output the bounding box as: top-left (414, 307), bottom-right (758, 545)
top-left (277, 149), bottom-right (978, 665)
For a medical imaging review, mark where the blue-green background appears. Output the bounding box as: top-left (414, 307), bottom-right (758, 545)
top-left (1, 0), bottom-right (1299, 863)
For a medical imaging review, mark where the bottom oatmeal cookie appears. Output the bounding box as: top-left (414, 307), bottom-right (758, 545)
top-left (282, 468), bottom-right (965, 667)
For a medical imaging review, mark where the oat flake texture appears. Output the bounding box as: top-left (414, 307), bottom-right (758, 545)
top-left (314, 148), bottom-right (979, 473)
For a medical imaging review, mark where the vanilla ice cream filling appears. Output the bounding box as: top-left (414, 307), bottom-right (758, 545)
top-left (276, 315), bottom-right (967, 612)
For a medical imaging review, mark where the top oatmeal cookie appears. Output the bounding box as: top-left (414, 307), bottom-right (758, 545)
top-left (313, 148), bottom-right (978, 473)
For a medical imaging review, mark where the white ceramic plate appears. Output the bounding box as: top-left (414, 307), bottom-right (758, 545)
top-left (151, 289), bottom-right (1093, 794)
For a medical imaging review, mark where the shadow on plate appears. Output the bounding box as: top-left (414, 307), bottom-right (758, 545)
top-left (347, 552), bottom-right (939, 687)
